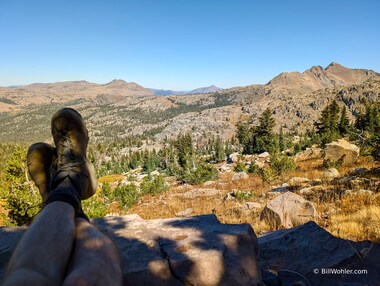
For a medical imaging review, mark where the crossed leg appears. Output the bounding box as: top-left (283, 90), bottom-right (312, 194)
top-left (63, 218), bottom-right (122, 286)
top-left (3, 202), bottom-right (122, 286)
top-left (4, 108), bottom-right (122, 285)
top-left (4, 202), bottom-right (75, 286)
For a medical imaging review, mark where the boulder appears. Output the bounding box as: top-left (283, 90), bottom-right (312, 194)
top-left (269, 186), bottom-right (288, 193)
top-left (228, 152), bottom-right (239, 163)
top-left (219, 163), bottom-right (232, 173)
top-left (260, 192), bottom-right (316, 229)
top-left (223, 192), bottom-right (236, 201)
top-left (294, 146), bottom-right (322, 162)
top-left (259, 221), bottom-right (380, 286)
top-left (0, 214), bottom-right (262, 285)
top-left (202, 180), bottom-right (215, 187)
top-left (150, 170), bottom-right (161, 176)
top-left (322, 168), bottom-right (340, 180)
top-left (258, 152), bottom-right (270, 159)
top-left (298, 185), bottom-right (326, 195)
top-left (324, 139), bottom-right (360, 166)
top-left (232, 172), bottom-right (249, 181)
top-left (288, 177), bottom-right (310, 187)
top-left (254, 160), bottom-right (266, 169)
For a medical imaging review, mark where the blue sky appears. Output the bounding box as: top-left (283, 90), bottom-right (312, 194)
top-left (1, 0), bottom-right (379, 89)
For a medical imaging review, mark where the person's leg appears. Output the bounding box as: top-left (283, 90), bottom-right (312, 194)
top-left (63, 218), bottom-right (123, 286)
top-left (3, 202), bottom-right (76, 286)
top-left (4, 108), bottom-right (98, 285)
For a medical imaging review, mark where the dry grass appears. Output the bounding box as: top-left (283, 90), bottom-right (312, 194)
top-left (98, 174), bottom-right (125, 183)
top-left (328, 205), bottom-right (380, 242)
top-left (1, 154), bottom-right (377, 242)
top-left (128, 156), bottom-right (380, 242)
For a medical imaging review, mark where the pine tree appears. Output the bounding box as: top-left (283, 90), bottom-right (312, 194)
top-left (237, 123), bottom-right (252, 154)
top-left (338, 105), bottom-right (350, 135)
top-left (279, 127), bottom-right (286, 152)
top-left (2, 145), bottom-right (42, 225)
top-left (373, 130), bottom-right (380, 160)
top-left (329, 100), bottom-right (341, 129)
top-left (315, 100), bottom-right (341, 144)
top-left (237, 108), bottom-right (277, 154)
top-left (257, 108), bottom-right (275, 137)
top-left (214, 136), bottom-right (226, 162)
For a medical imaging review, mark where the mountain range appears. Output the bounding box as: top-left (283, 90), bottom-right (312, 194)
top-left (148, 85), bottom-right (223, 96)
top-left (0, 62), bottom-right (379, 144)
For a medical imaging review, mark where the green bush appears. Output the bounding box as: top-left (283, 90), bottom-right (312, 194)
top-left (260, 167), bottom-right (275, 183)
top-left (234, 161), bottom-right (246, 172)
top-left (234, 190), bottom-right (252, 201)
top-left (178, 162), bottom-right (219, 185)
top-left (82, 197), bottom-right (108, 218)
top-left (0, 145), bottom-right (42, 226)
top-left (269, 154), bottom-right (296, 176)
top-left (114, 182), bottom-right (139, 208)
top-left (247, 162), bottom-right (260, 174)
top-left (6, 185), bottom-right (42, 225)
top-left (140, 175), bottom-right (168, 195)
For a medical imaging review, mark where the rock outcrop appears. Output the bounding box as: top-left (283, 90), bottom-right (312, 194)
top-left (0, 214), bottom-right (262, 286)
top-left (260, 192), bottom-right (316, 229)
top-left (1, 216), bottom-right (380, 285)
top-left (294, 146), bottom-right (322, 162)
top-left (232, 172), bottom-right (249, 181)
top-left (324, 139), bottom-right (360, 166)
top-left (259, 221), bottom-right (380, 286)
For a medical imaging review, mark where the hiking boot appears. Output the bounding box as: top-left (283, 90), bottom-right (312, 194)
top-left (51, 108), bottom-right (97, 200)
top-left (27, 142), bottom-right (57, 202)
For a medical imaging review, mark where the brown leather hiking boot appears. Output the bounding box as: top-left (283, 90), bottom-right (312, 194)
top-left (27, 142), bottom-right (56, 202)
top-left (51, 108), bottom-right (97, 200)
top-left (27, 140), bottom-right (90, 220)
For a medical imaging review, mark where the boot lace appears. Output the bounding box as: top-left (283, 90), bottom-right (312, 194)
top-left (57, 131), bottom-right (85, 173)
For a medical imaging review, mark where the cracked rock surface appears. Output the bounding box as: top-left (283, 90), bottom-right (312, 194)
top-left (0, 214), bottom-right (262, 286)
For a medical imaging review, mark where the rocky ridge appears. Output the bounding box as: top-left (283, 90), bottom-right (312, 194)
top-left (148, 85), bottom-right (223, 96)
top-left (0, 62), bottom-right (379, 143)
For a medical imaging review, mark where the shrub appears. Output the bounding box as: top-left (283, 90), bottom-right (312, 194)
top-left (247, 162), bottom-right (260, 174)
top-left (234, 161), bottom-right (246, 172)
top-left (82, 196), bottom-right (108, 218)
top-left (234, 190), bottom-right (252, 201)
top-left (0, 145), bottom-right (42, 226)
top-left (114, 182), bottom-right (139, 208)
top-left (269, 154), bottom-right (296, 176)
top-left (178, 162), bottom-right (219, 185)
top-left (6, 185), bottom-right (42, 225)
top-left (140, 175), bottom-right (168, 195)
top-left (260, 167), bottom-right (275, 183)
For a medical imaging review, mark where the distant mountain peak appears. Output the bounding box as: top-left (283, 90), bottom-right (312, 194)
top-left (189, 85), bottom-right (223, 94)
top-left (327, 61), bottom-right (339, 66)
top-left (149, 85), bottom-right (223, 96)
top-left (105, 79), bottom-right (128, 86)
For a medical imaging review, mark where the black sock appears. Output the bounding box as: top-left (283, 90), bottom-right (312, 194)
top-left (45, 179), bottom-right (81, 214)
